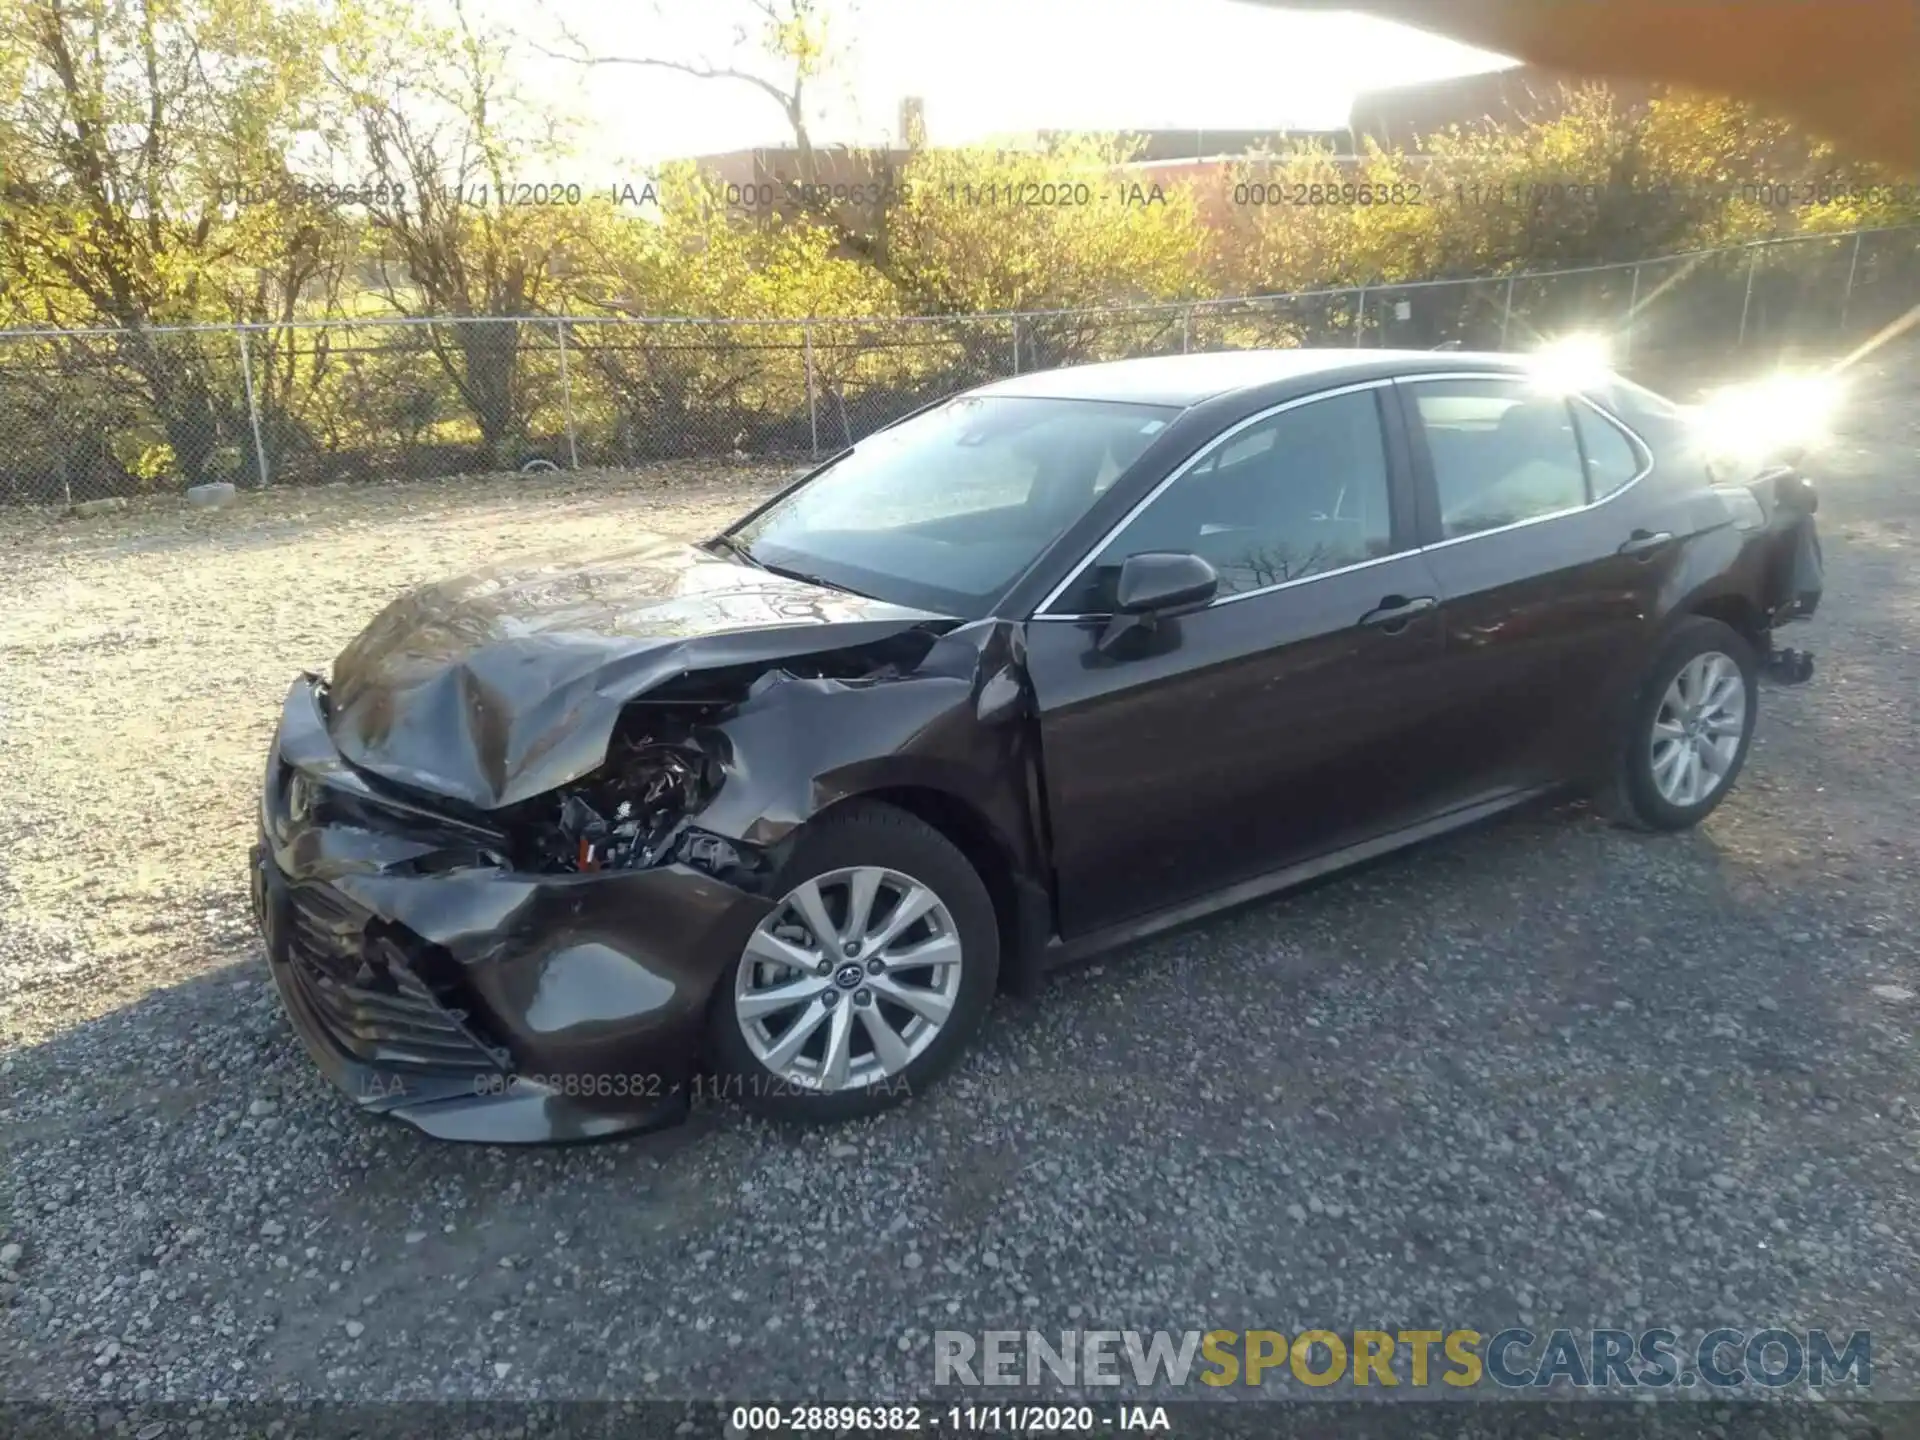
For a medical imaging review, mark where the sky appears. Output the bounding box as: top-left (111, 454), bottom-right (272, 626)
top-left (504, 0), bottom-right (1515, 170)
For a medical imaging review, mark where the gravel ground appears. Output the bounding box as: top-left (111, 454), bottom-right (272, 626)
top-left (2, 346), bottom-right (1918, 1420)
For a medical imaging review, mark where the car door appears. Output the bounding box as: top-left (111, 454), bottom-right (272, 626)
top-left (1394, 374), bottom-right (1682, 799)
top-left (1022, 381), bottom-right (1459, 939)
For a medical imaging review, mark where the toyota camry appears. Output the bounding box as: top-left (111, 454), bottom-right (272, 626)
top-left (250, 347), bottom-right (1825, 1141)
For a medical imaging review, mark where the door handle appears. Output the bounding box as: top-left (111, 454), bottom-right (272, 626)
top-left (1618, 529), bottom-right (1674, 560)
top-left (1359, 594), bottom-right (1438, 632)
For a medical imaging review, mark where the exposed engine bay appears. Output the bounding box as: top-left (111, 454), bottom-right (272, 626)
top-left (514, 705), bottom-right (721, 874)
top-left (498, 630), bottom-right (946, 877)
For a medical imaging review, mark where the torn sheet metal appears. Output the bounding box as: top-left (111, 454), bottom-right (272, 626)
top-left (326, 534), bottom-right (947, 810)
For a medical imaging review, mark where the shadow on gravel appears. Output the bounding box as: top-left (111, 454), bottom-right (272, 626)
top-left (1, 945), bottom-right (722, 1152)
top-left (0, 789), bottom-right (1867, 1161)
top-left (5, 777), bottom-right (1919, 1400)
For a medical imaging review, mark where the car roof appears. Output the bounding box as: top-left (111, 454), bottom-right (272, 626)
top-left (972, 348), bottom-right (1532, 408)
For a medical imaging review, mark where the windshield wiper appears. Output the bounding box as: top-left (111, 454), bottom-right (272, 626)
top-left (708, 532), bottom-right (861, 596)
top-left (705, 533), bottom-right (762, 568)
top-left (758, 558), bottom-right (856, 594)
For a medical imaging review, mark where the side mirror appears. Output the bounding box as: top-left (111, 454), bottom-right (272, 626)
top-left (1115, 551), bottom-right (1219, 614)
top-left (1096, 552), bottom-right (1218, 656)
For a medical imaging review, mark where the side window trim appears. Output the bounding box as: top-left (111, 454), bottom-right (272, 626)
top-left (1395, 373), bottom-right (1657, 553)
top-left (1571, 395), bottom-right (1655, 498)
top-left (1033, 377), bottom-right (1403, 619)
top-left (1568, 395), bottom-right (1598, 504)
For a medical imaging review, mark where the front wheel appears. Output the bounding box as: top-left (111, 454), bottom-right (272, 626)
top-left (706, 802), bottom-right (999, 1123)
top-left (1606, 617), bottom-right (1760, 831)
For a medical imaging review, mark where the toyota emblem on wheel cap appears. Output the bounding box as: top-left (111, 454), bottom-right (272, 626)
top-left (834, 963), bottom-right (863, 989)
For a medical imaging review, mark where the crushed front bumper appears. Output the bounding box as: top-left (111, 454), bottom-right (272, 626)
top-left (250, 676), bottom-right (774, 1143)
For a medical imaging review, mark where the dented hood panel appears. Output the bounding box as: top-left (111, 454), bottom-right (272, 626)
top-left (326, 535), bottom-right (943, 810)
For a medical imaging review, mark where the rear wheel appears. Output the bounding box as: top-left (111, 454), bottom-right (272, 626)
top-left (707, 802), bottom-right (998, 1123)
top-left (1604, 617), bottom-right (1759, 831)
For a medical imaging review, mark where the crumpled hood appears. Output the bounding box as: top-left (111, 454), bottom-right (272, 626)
top-left (325, 534), bottom-right (942, 810)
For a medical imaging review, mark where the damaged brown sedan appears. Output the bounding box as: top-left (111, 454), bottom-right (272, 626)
top-left (251, 348), bottom-right (1825, 1141)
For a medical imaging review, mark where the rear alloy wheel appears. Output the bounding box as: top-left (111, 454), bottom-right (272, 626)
top-left (1611, 617), bottom-right (1759, 831)
top-left (1649, 652), bottom-right (1747, 808)
top-left (708, 803), bottom-right (997, 1122)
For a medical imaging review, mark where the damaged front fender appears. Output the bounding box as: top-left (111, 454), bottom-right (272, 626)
top-left (690, 620), bottom-right (1039, 863)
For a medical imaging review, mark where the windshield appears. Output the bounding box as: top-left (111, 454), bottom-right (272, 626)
top-left (727, 394), bottom-right (1180, 616)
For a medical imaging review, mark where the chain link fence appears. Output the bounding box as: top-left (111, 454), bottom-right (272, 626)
top-left (2, 225), bottom-right (1916, 505)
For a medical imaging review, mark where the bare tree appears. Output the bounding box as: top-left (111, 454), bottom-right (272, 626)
top-left (333, 0), bottom-right (576, 467)
top-left (535, 0), bottom-right (891, 266)
top-left (1228, 542), bottom-right (1333, 590)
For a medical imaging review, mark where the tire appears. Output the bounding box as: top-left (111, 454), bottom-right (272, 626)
top-left (1603, 617), bottom-right (1760, 831)
top-left (707, 801), bottom-right (999, 1123)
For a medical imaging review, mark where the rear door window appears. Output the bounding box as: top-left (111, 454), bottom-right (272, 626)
top-left (1408, 380), bottom-right (1588, 539)
top-left (1573, 406), bottom-right (1645, 500)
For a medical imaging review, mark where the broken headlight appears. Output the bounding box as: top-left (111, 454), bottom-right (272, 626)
top-left (516, 715), bottom-right (723, 874)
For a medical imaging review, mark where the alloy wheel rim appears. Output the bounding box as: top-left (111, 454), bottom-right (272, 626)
top-left (735, 866), bottom-right (964, 1092)
top-left (1650, 650), bottom-right (1747, 808)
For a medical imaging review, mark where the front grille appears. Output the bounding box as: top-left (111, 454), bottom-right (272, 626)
top-left (284, 883), bottom-right (363, 982)
top-left (281, 883), bottom-right (506, 1073)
